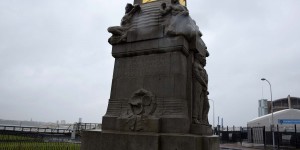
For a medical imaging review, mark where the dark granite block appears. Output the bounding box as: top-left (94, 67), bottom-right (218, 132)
top-left (81, 130), bottom-right (102, 150)
top-left (127, 26), bottom-right (164, 42)
top-left (128, 133), bottom-right (159, 150)
top-left (160, 134), bottom-right (196, 150)
top-left (101, 132), bottom-right (128, 150)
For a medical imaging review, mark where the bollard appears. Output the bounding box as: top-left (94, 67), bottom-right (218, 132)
top-left (263, 126), bottom-right (266, 149)
top-left (295, 124), bottom-right (298, 148)
top-left (277, 124), bottom-right (279, 149)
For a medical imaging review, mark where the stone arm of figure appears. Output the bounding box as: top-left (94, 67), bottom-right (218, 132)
top-left (181, 6), bottom-right (189, 16)
top-left (130, 4), bottom-right (141, 15)
top-left (197, 76), bottom-right (208, 90)
top-left (160, 4), bottom-right (172, 16)
top-left (121, 5), bottom-right (141, 26)
top-left (193, 64), bottom-right (208, 90)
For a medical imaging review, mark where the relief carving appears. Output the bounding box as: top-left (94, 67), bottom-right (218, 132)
top-left (121, 89), bottom-right (157, 131)
top-left (192, 54), bottom-right (209, 125)
top-left (160, 0), bottom-right (202, 42)
top-left (128, 89), bottom-right (157, 116)
top-left (108, 3), bottom-right (141, 45)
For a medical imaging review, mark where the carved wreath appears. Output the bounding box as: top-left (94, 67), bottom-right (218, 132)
top-left (128, 89), bottom-right (156, 116)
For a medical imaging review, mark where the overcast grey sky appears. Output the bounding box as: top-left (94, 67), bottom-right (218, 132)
top-left (0, 0), bottom-right (299, 126)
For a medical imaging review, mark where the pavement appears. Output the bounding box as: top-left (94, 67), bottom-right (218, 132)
top-left (221, 142), bottom-right (299, 150)
top-left (220, 142), bottom-right (270, 150)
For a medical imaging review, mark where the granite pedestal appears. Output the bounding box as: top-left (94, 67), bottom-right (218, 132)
top-left (81, 130), bottom-right (219, 150)
top-left (81, 0), bottom-right (219, 149)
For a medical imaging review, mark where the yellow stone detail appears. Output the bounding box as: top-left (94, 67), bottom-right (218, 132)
top-left (179, 0), bottom-right (186, 6)
top-left (142, 0), bottom-right (157, 3)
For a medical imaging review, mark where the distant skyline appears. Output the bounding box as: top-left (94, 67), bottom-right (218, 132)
top-left (1, 0), bottom-right (300, 126)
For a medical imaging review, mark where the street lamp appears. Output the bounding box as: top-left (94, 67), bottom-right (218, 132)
top-left (209, 99), bottom-right (215, 131)
top-left (261, 78), bottom-right (275, 148)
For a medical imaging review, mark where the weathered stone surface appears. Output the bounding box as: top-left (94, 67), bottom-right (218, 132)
top-left (81, 130), bottom-right (220, 150)
top-left (81, 130), bottom-right (102, 150)
top-left (160, 117), bottom-right (189, 133)
top-left (101, 132), bottom-right (128, 150)
top-left (189, 34), bottom-right (209, 57)
top-left (112, 36), bottom-right (189, 58)
top-left (102, 116), bottom-right (117, 130)
top-left (127, 133), bottom-right (159, 150)
top-left (86, 0), bottom-right (220, 150)
top-left (103, 50), bottom-right (190, 133)
top-left (190, 124), bottom-right (213, 135)
top-left (127, 25), bottom-right (164, 42)
top-left (104, 0), bottom-right (213, 134)
top-left (108, 4), bottom-right (141, 45)
top-left (117, 117), bottom-right (160, 132)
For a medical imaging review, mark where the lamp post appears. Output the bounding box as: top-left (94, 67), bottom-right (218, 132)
top-left (261, 78), bottom-right (275, 148)
top-left (209, 99), bottom-right (215, 131)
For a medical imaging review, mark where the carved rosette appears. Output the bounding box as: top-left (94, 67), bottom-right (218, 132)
top-left (118, 89), bottom-right (158, 132)
top-left (128, 89), bottom-right (157, 116)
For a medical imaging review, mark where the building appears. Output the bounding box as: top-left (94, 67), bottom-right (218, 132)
top-left (258, 99), bottom-right (268, 117)
top-left (257, 95), bottom-right (300, 116)
top-left (60, 120), bottom-right (66, 125)
top-left (273, 96), bottom-right (300, 112)
top-left (248, 109), bottom-right (300, 129)
top-left (249, 95), bottom-right (300, 129)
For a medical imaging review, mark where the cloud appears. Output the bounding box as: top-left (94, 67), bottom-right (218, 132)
top-left (0, 0), bottom-right (300, 126)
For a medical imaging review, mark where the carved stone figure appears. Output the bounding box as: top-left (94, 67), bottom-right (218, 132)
top-left (121, 89), bottom-right (157, 131)
top-left (160, 0), bottom-right (202, 41)
top-left (192, 53), bottom-right (209, 124)
top-left (199, 55), bottom-right (210, 125)
top-left (107, 3), bottom-right (140, 45)
top-left (160, 0), bottom-right (189, 16)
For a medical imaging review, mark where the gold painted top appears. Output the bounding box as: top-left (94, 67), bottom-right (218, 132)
top-left (179, 0), bottom-right (186, 6)
top-left (142, 0), bottom-right (186, 6)
top-left (142, 0), bottom-right (157, 3)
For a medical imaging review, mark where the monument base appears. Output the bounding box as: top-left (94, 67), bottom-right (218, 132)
top-left (190, 124), bottom-right (213, 135)
top-left (81, 130), bottom-right (220, 150)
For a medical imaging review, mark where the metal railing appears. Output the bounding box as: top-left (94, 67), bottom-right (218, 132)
top-left (0, 125), bottom-right (72, 134)
top-left (0, 123), bottom-right (101, 143)
top-left (218, 125), bottom-right (300, 149)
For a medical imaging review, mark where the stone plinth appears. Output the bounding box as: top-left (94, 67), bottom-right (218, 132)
top-left (81, 130), bottom-right (220, 150)
top-left (102, 36), bottom-right (191, 133)
top-left (82, 0), bottom-right (220, 149)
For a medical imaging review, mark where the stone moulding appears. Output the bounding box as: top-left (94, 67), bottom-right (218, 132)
top-left (81, 130), bottom-right (220, 150)
top-left (112, 36), bottom-right (189, 58)
top-left (103, 97), bottom-right (190, 133)
top-left (127, 26), bottom-right (164, 42)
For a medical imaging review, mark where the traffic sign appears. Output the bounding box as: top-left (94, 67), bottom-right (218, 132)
top-left (278, 119), bottom-right (300, 124)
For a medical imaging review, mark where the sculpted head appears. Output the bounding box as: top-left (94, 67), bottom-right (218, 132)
top-left (161, 3), bottom-right (167, 10)
top-left (171, 0), bottom-right (179, 4)
top-left (195, 54), bottom-right (206, 66)
top-left (125, 3), bottom-right (134, 14)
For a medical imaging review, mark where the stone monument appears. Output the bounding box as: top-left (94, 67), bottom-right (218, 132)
top-left (81, 0), bottom-right (220, 149)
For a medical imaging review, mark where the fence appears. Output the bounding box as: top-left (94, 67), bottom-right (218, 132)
top-left (216, 126), bottom-right (248, 144)
top-left (218, 125), bottom-right (300, 149)
top-left (0, 123), bottom-right (101, 149)
top-left (75, 123), bottom-right (101, 131)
